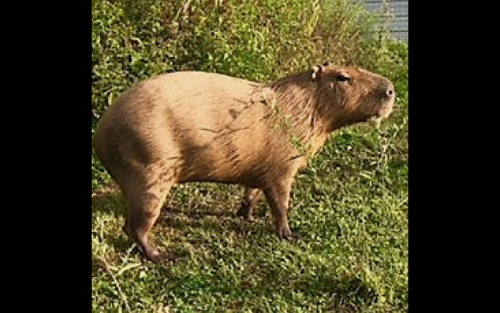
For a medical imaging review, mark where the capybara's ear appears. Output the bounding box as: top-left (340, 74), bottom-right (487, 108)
top-left (311, 65), bottom-right (323, 81)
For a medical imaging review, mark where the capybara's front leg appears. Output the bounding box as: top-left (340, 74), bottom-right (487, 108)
top-left (236, 187), bottom-right (263, 221)
top-left (263, 181), bottom-right (297, 241)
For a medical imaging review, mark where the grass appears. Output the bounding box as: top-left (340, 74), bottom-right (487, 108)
top-left (92, 46), bottom-right (408, 312)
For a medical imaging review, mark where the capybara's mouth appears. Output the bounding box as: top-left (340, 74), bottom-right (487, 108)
top-left (369, 102), bottom-right (394, 128)
top-left (369, 116), bottom-right (383, 128)
top-left (379, 103), bottom-right (393, 119)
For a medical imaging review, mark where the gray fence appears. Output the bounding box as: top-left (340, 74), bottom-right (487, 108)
top-left (362, 0), bottom-right (408, 42)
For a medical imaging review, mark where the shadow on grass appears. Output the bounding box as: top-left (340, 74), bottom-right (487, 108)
top-left (166, 206), bottom-right (272, 232)
top-left (241, 268), bottom-right (376, 312)
top-left (169, 259), bottom-right (378, 312)
top-left (299, 274), bottom-right (378, 311)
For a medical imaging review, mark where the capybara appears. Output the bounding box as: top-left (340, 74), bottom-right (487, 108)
top-left (93, 63), bottom-right (395, 263)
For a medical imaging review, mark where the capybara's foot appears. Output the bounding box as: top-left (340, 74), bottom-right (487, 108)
top-left (122, 223), bottom-right (173, 264)
top-left (143, 248), bottom-right (163, 263)
top-left (236, 205), bottom-right (254, 221)
top-left (277, 227), bottom-right (301, 243)
top-left (285, 232), bottom-right (302, 243)
top-left (145, 250), bottom-right (178, 264)
top-left (237, 187), bottom-right (263, 221)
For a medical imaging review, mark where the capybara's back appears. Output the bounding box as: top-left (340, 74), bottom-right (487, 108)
top-left (93, 65), bottom-right (395, 263)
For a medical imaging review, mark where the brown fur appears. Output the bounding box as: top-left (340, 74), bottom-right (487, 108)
top-left (93, 64), bottom-right (395, 263)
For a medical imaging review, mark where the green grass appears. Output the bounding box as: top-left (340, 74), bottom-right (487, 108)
top-left (91, 76), bottom-right (408, 312)
top-left (92, 0), bottom-right (408, 310)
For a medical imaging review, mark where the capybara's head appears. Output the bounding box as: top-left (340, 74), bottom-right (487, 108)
top-left (311, 63), bottom-right (395, 128)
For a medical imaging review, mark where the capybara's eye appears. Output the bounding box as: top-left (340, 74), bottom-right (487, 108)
top-left (335, 74), bottom-right (351, 82)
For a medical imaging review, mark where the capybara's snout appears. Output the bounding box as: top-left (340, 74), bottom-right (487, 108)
top-left (382, 80), bottom-right (395, 100)
top-left (375, 78), bottom-right (395, 119)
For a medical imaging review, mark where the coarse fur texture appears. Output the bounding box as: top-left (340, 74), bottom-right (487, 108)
top-left (93, 64), bottom-right (395, 263)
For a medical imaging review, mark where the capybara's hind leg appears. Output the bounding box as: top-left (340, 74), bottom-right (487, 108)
top-left (123, 178), bottom-right (173, 263)
top-left (236, 187), bottom-right (263, 221)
